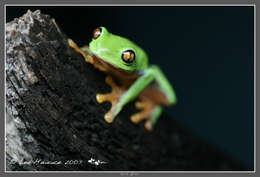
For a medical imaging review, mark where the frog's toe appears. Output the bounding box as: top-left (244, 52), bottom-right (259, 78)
top-left (135, 101), bottom-right (147, 109)
top-left (105, 76), bottom-right (119, 90)
top-left (144, 120), bottom-right (153, 131)
top-left (130, 112), bottom-right (153, 131)
top-left (104, 110), bottom-right (115, 123)
top-left (68, 38), bottom-right (77, 48)
top-left (68, 38), bottom-right (81, 53)
top-left (96, 93), bottom-right (115, 103)
top-left (130, 112), bottom-right (149, 123)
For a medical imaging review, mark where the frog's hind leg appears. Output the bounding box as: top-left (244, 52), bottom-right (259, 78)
top-left (131, 97), bottom-right (162, 131)
top-left (96, 76), bottom-right (126, 123)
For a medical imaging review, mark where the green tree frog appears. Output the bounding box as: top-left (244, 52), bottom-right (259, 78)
top-left (68, 27), bottom-right (177, 131)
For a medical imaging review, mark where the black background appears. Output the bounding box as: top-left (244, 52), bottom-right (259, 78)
top-left (6, 6), bottom-right (254, 169)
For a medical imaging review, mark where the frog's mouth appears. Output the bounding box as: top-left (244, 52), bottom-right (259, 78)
top-left (92, 55), bottom-right (140, 80)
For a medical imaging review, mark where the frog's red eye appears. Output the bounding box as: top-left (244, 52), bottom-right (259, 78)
top-left (122, 50), bottom-right (136, 64)
top-left (93, 27), bottom-right (102, 39)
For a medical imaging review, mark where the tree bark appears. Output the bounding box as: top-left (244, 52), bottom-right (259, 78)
top-left (5, 10), bottom-right (245, 171)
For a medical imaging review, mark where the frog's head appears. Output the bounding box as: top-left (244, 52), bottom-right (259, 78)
top-left (89, 27), bottom-right (148, 72)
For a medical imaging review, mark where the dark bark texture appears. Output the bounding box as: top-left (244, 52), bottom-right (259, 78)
top-left (5, 10), bottom-right (245, 171)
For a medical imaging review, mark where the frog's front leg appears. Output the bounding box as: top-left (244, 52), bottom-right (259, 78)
top-left (68, 39), bottom-right (94, 64)
top-left (97, 68), bottom-right (155, 127)
top-left (96, 76), bottom-right (126, 123)
top-left (68, 39), bottom-right (107, 72)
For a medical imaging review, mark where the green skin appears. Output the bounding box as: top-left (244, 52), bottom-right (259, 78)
top-left (87, 27), bottom-right (177, 125)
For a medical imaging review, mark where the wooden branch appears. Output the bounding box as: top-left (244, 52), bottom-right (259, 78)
top-left (5, 10), bottom-right (244, 171)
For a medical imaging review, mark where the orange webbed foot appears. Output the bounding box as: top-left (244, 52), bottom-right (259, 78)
top-left (130, 98), bottom-right (157, 131)
top-left (96, 76), bottom-right (126, 123)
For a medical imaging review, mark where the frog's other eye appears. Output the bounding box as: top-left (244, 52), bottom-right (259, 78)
top-left (121, 50), bottom-right (136, 64)
top-left (93, 27), bottom-right (102, 39)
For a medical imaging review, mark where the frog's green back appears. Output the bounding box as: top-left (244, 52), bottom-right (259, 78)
top-left (89, 27), bottom-right (148, 72)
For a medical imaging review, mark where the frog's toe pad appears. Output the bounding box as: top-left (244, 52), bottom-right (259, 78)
top-left (104, 111), bottom-right (115, 123)
top-left (68, 38), bottom-right (76, 47)
top-left (96, 93), bottom-right (116, 103)
top-left (144, 120), bottom-right (153, 131)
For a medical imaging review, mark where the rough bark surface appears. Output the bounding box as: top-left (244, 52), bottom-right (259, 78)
top-left (5, 10), bottom-right (245, 171)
